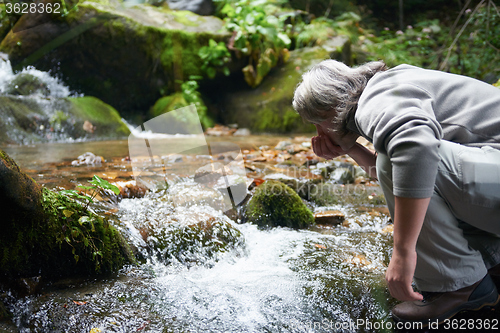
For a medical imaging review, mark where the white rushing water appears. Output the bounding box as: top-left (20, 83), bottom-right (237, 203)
top-left (0, 60), bottom-right (73, 98)
top-left (5, 192), bottom-right (393, 332)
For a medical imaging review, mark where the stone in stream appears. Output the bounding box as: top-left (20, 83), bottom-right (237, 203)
top-left (0, 150), bottom-right (136, 286)
top-left (0, 93), bottom-right (131, 144)
top-left (242, 180), bottom-right (315, 229)
top-left (314, 210), bottom-right (345, 226)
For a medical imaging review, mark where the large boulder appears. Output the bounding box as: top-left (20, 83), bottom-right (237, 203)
top-left (219, 36), bottom-right (351, 133)
top-left (0, 93), bottom-right (130, 144)
top-left (0, 0), bottom-right (231, 115)
top-left (0, 150), bottom-right (135, 283)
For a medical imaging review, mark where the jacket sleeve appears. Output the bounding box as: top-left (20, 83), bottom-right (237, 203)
top-left (356, 83), bottom-right (443, 198)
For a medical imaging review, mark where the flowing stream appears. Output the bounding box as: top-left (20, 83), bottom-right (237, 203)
top-left (2, 137), bottom-right (397, 333)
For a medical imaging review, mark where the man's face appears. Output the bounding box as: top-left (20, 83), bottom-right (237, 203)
top-left (315, 118), bottom-right (359, 152)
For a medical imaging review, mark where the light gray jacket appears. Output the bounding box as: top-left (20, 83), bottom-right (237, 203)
top-left (348, 65), bottom-right (500, 198)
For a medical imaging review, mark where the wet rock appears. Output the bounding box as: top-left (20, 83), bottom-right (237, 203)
top-left (329, 167), bottom-right (355, 184)
top-left (0, 150), bottom-right (135, 283)
top-left (122, 195), bottom-right (245, 266)
top-left (5, 73), bottom-right (50, 96)
top-left (243, 180), bottom-right (314, 229)
top-left (0, 95), bottom-right (130, 144)
top-left (194, 162), bottom-right (233, 184)
top-left (71, 152), bottom-right (104, 166)
top-left (115, 180), bottom-right (148, 199)
top-left (314, 210), bottom-right (345, 226)
top-left (233, 128), bottom-right (251, 136)
top-left (204, 124), bottom-right (236, 136)
top-left (263, 173), bottom-right (321, 200)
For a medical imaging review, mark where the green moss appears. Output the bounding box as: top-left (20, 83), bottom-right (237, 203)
top-left (67, 96), bottom-right (130, 136)
top-left (224, 46), bottom-right (332, 133)
top-left (149, 216), bottom-right (244, 265)
top-left (0, 150), bottom-right (135, 281)
top-left (244, 180), bottom-right (314, 229)
top-left (150, 93), bottom-right (187, 118)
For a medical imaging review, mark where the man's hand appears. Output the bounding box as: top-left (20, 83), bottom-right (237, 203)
top-left (312, 125), bottom-right (348, 159)
top-left (386, 248), bottom-right (423, 301)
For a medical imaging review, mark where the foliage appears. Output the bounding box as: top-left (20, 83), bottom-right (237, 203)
top-left (218, 0), bottom-right (292, 87)
top-left (364, 20), bottom-right (443, 69)
top-left (181, 78), bottom-right (213, 129)
top-left (56, 176), bottom-right (123, 270)
top-left (60, 175), bottom-right (120, 211)
top-left (295, 12), bottom-right (362, 48)
top-left (198, 39), bottom-right (231, 79)
top-left (364, 1), bottom-right (500, 81)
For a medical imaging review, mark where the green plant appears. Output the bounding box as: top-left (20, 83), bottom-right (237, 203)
top-left (364, 1), bottom-right (500, 81)
top-left (60, 175), bottom-right (120, 211)
top-left (53, 176), bottom-right (120, 269)
top-left (180, 78), bottom-right (214, 129)
top-left (219, 0), bottom-right (292, 87)
top-left (198, 39), bottom-right (231, 79)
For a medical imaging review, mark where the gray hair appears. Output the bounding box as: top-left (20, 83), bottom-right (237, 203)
top-left (292, 59), bottom-right (387, 133)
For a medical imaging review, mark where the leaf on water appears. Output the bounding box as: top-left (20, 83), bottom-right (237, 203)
top-left (314, 244), bottom-right (327, 249)
top-left (72, 300), bottom-right (87, 305)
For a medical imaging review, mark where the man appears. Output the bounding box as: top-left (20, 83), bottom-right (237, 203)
top-left (293, 59), bottom-right (500, 324)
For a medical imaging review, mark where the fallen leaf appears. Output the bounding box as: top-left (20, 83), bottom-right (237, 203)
top-left (73, 300), bottom-right (87, 305)
top-left (314, 244), bottom-right (327, 249)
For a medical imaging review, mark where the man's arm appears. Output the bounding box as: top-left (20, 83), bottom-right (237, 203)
top-left (386, 196), bottom-right (430, 301)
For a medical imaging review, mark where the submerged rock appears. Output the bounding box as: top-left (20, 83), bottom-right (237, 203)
top-left (0, 150), bottom-right (135, 283)
top-left (145, 210), bottom-right (244, 266)
top-left (5, 73), bottom-right (50, 96)
top-left (314, 210), bottom-right (345, 226)
top-left (243, 180), bottom-right (314, 229)
top-left (119, 190), bottom-right (245, 266)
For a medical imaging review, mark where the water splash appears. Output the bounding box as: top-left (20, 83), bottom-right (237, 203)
top-left (0, 60), bottom-right (75, 98)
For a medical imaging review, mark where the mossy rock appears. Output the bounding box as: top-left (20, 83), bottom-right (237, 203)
top-left (221, 38), bottom-right (350, 133)
top-left (149, 91), bottom-right (213, 129)
top-left (243, 180), bottom-right (314, 229)
top-left (146, 213), bottom-right (245, 266)
top-left (0, 150), bottom-right (135, 282)
top-left (0, 95), bottom-right (130, 144)
top-left (5, 73), bottom-right (50, 96)
top-left (0, 0), bottom-right (231, 116)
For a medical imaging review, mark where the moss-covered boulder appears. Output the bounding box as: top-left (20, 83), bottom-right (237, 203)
top-left (0, 0), bottom-right (232, 115)
top-left (119, 188), bottom-right (245, 266)
top-left (220, 37), bottom-right (350, 133)
top-left (0, 150), bottom-right (135, 282)
top-left (145, 212), bottom-right (244, 266)
top-left (0, 95), bottom-right (130, 144)
top-left (243, 180), bottom-right (314, 229)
